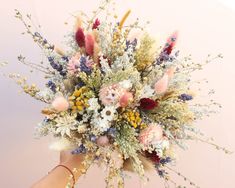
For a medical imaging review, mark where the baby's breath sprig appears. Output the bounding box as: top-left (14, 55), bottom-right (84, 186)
top-left (14, 9), bottom-right (54, 51)
top-left (17, 55), bottom-right (54, 75)
top-left (164, 165), bottom-right (200, 188)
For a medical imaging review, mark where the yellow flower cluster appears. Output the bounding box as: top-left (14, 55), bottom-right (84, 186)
top-left (69, 87), bottom-right (90, 112)
top-left (123, 110), bottom-right (146, 129)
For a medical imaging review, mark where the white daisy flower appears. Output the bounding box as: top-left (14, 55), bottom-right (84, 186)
top-left (101, 106), bottom-right (117, 121)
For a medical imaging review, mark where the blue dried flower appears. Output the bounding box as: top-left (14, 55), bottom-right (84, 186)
top-left (107, 128), bottom-right (117, 137)
top-left (179, 94), bottom-right (193, 101)
top-left (89, 135), bottom-right (97, 142)
top-left (71, 145), bottom-right (86, 154)
top-left (80, 56), bottom-right (91, 74)
top-left (47, 80), bottom-right (56, 92)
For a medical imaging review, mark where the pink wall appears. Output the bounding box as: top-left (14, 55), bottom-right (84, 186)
top-left (0, 0), bottom-right (234, 187)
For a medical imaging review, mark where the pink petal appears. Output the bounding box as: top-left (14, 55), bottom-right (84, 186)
top-left (52, 97), bottom-right (69, 112)
top-left (154, 74), bottom-right (169, 94)
top-left (166, 66), bottom-right (176, 79)
top-left (85, 34), bottom-right (95, 56)
top-left (96, 136), bottom-right (109, 146)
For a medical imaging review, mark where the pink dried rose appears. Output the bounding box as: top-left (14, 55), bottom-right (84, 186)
top-left (99, 84), bottom-right (125, 106)
top-left (52, 96), bottom-right (69, 112)
top-left (154, 74), bottom-right (169, 94)
top-left (96, 135), bottom-right (109, 146)
top-left (119, 91), bottom-right (133, 108)
top-left (139, 123), bottom-right (163, 146)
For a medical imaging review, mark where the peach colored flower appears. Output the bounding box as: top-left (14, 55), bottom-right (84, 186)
top-left (139, 123), bottom-right (163, 146)
top-left (96, 135), bottom-right (109, 146)
top-left (52, 96), bottom-right (69, 112)
top-left (154, 74), bottom-right (169, 94)
top-left (119, 91), bottom-right (133, 108)
top-left (166, 66), bottom-right (176, 79)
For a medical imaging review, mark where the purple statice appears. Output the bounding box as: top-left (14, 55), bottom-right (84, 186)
top-left (48, 56), bottom-right (67, 76)
top-left (178, 94), bottom-right (193, 101)
top-left (107, 128), bottom-right (117, 138)
top-left (71, 145), bottom-right (86, 154)
top-left (47, 80), bottom-right (56, 92)
top-left (125, 38), bottom-right (137, 51)
top-left (34, 32), bottom-right (54, 50)
top-left (80, 56), bottom-right (92, 74)
top-left (89, 135), bottom-right (97, 142)
top-left (76, 81), bottom-right (85, 89)
top-left (61, 56), bottom-right (69, 62)
top-left (159, 157), bottom-right (172, 165)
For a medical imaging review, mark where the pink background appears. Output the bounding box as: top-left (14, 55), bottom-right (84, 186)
top-left (0, 0), bottom-right (234, 187)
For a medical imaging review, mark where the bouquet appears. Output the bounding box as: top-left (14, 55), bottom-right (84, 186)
top-left (1, 1), bottom-right (231, 187)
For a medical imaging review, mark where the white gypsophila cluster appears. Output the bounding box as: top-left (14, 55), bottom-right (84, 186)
top-left (99, 54), bottom-right (112, 74)
top-left (64, 32), bottom-right (79, 53)
top-left (87, 98), bottom-right (100, 112)
top-left (54, 113), bottom-right (78, 137)
top-left (35, 88), bottom-right (55, 103)
top-left (111, 48), bottom-right (135, 71)
top-left (119, 79), bottom-right (132, 90)
top-left (98, 22), bottom-right (112, 56)
top-left (139, 85), bottom-right (155, 99)
top-left (153, 139), bottom-right (170, 157)
top-left (90, 111), bottom-right (111, 132)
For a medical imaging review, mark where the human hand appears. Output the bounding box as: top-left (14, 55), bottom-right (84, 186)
top-left (59, 150), bottom-right (86, 181)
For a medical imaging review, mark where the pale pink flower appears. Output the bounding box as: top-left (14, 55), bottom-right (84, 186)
top-left (154, 74), bottom-right (169, 94)
top-left (99, 84), bottom-right (125, 106)
top-left (119, 91), bottom-right (133, 108)
top-left (52, 96), bottom-right (69, 112)
top-left (139, 123), bottom-right (163, 146)
top-left (67, 53), bottom-right (80, 74)
top-left (96, 135), bottom-right (109, 146)
top-left (166, 66), bottom-right (176, 79)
